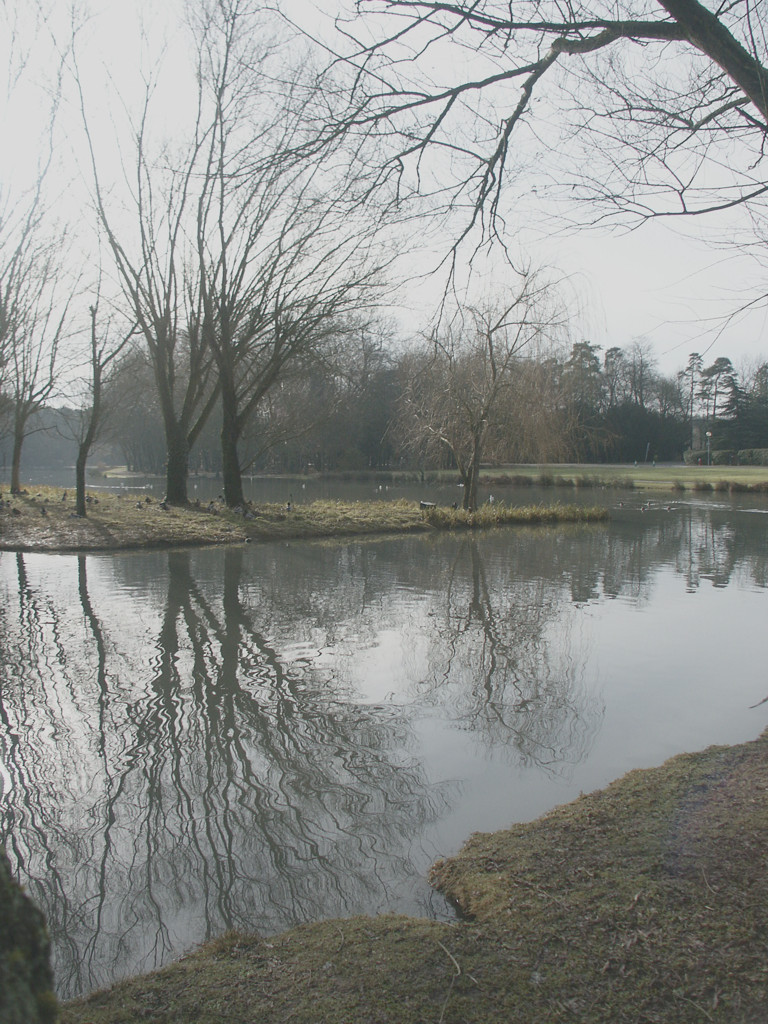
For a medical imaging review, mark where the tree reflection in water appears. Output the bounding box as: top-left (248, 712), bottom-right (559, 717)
top-left (412, 537), bottom-right (602, 768)
top-left (1, 501), bottom-right (766, 999)
top-left (0, 549), bottom-right (448, 998)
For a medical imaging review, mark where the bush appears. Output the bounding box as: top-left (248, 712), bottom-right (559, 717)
top-left (683, 448), bottom-right (706, 465)
top-left (738, 448), bottom-right (768, 466)
top-left (683, 448), bottom-right (736, 466)
top-left (712, 449), bottom-right (737, 465)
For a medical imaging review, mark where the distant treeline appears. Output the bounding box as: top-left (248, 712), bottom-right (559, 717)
top-left (2, 340), bottom-right (766, 476)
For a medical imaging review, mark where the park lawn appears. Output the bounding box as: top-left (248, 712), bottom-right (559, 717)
top-left (476, 462), bottom-right (768, 492)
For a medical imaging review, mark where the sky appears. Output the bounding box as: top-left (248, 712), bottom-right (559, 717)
top-left (540, 221), bottom-right (768, 373)
top-left (3, 0), bottom-right (767, 380)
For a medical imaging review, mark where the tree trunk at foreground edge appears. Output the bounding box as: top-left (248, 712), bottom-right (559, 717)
top-left (165, 439), bottom-right (190, 506)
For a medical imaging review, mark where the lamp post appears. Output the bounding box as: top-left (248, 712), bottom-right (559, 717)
top-left (706, 430), bottom-right (712, 466)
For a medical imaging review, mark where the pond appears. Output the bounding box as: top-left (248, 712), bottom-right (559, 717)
top-left (1, 492), bottom-right (767, 1000)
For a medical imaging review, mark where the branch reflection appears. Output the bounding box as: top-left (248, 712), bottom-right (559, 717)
top-left (0, 550), bottom-right (448, 999)
top-left (412, 536), bottom-right (602, 769)
top-left (0, 503), bottom-right (766, 1001)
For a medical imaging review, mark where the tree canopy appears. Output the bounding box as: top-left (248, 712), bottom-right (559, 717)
top-left (329, 1), bottom-right (768, 238)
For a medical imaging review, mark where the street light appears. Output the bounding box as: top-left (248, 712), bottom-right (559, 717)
top-left (706, 430), bottom-right (712, 466)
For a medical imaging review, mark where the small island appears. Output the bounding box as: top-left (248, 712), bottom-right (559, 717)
top-left (0, 487), bottom-right (608, 552)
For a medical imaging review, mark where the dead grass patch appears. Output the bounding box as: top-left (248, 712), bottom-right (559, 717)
top-left (0, 488), bottom-right (608, 552)
top-left (61, 731), bottom-right (768, 1024)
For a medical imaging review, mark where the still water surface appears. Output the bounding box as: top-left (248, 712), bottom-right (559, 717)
top-left (1, 493), bottom-right (766, 999)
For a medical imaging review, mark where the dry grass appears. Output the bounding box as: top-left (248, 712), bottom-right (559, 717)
top-left (422, 501), bottom-right (609, 528)
top-left (0, 487), bottom-right (608, 552)
top-left (60, 730), bottom-right (768, 1023)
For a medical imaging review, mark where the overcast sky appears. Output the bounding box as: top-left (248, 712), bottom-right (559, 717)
top-left (3, 0), bottom-right (766, 378)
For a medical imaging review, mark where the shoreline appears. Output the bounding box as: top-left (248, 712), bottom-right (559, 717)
top-left (60, 728), bottom-right (768, 1023)
top-left (6, 484), bottom-right (763, 1021)
top-left (0, 487), bottom-right (608, 553)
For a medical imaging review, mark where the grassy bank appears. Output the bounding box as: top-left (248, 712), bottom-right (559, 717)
top-left (60, 728), bottom-right (768, 1024)
top-left (0, 487), bottom-right (607, 552)
top-left (475, 463), bottom-right (768, 493)
top-left (312, 463), bottom-right (768, 493)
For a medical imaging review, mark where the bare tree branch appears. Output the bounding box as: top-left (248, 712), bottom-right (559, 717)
top-left (314, 1), bottom-right (768, 240)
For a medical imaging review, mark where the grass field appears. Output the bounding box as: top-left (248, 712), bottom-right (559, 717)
top-left (476, 462), bottom-right (768, 493)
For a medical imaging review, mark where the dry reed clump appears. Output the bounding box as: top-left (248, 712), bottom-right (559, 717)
top-left (421, 502), bottom-right (609, 530)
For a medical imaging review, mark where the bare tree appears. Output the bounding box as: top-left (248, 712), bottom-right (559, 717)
top-left (500, 353), bottom-right (575, 463)
top-left (0, 8), bottom-right (73, 492)
top-left (190, 0), bottom-right (396, 506)
top-left (604, 346), bottom-right (631, 409)
top-left (73, 38), bottom-right (221, 504)
top-left (627, 338), bottom-right (658, 411)
top-left (1, 209), bottom-right (73, 492)
top-left (74, 1), bottom-right (397, 506)
top-left (59, 303), bottom-right (136, 516)
top-left (398, 271), bottom-right (565, 509)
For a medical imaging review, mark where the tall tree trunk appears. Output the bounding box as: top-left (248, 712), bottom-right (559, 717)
top-left (165, 435), bottom-right (190, 505)
top-left (463, 431), bottom-right (485, 511)
top-left (220, 378), bottom-right (245, 508)
top-left (10, 408), bottom-right (27, 494)
top-left (75, 447), bottom-right (88, 517)
top-left (75, 305), bottom-right (105, 518)
top-left (463, 459), bottom-right (479, 511)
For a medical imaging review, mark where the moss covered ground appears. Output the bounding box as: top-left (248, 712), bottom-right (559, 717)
top-left (60, 730), bottom-right (768, 1023)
